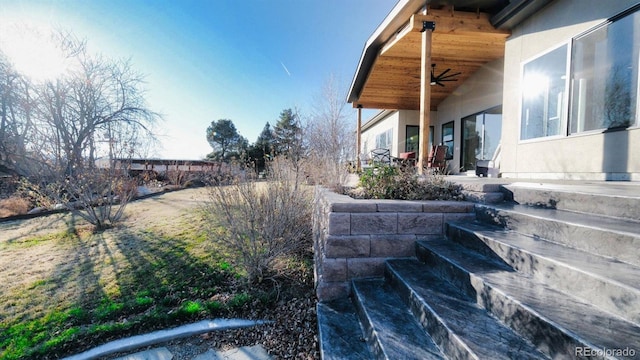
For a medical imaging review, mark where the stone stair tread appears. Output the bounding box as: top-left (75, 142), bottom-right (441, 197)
top-left (503, 182), bottom-right (640, 200)
top-left (450, 221), bottom-right (640, 291)
top-left (352, 279), bottom-right (445, 359)
top-left (479, 203), bottom-right (640, 236)
top-left (316, 298), bottom-right (373, 360)
top-left (417, 239), bottom-right (640, 350)
top-left (385, 259), bottom-right (548, 359)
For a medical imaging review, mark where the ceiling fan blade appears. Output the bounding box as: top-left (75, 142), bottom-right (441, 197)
top-left (437, 68), bottom-right (452, 79)
top-left (430, 64), bottom-right (460, 86)
top-left (439, 72), bottom-right (462, 81)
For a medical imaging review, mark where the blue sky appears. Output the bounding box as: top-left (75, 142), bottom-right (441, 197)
top-left (0, 0), bottom-right (392, 159)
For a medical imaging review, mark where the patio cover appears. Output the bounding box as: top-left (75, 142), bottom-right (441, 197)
top-left (349, 6), bottom-right (510, 111)
top-left (348, 0), bottom-right (519, 172)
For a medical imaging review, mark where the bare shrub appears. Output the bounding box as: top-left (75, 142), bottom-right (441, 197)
top-left (0, 196), bottom-right (31, 217)
top-left (202, 156), bottom-right (312, 284)
top-left (301, 155), bottom-right (350, 191)
top-left (22, 169), bottom-right (137, 230)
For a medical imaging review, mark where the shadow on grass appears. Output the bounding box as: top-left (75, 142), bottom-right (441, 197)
top-left (0, 211), bottom-right (80, 245)
top-left (0, 225), bottom-right (233, 360)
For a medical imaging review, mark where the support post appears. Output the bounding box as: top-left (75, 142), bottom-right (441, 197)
top-left (418, 21), bottom-right (435, 174)
top-left (356, 105), bottom-right (362, 172)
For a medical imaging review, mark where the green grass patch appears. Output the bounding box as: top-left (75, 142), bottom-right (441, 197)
top-left (0, 230), bottom-right (77, 250)
top-left (229, 293), bottom-right (251, 308)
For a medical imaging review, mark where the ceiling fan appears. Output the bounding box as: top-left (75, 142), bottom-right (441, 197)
top-left (430, 64), bottom-right (461, 87)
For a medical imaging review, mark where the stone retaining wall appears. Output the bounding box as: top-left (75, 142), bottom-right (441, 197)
top-left (313, 187), bottom-right (476, 301)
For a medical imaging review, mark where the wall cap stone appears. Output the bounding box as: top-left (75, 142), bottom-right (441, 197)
top-left (315, 186), bottom-right (474, 214)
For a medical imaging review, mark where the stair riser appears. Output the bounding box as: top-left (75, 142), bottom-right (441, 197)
top-left (474, 207), bottom-right (640, 267)
top-left (447, 224), bottom-right (640, 324)
top-left (502, 186), bottom-right (640, 222)
top-left (415, 243), bottom-right (604, 359)
top-left (415, 243), bottom-right (479, 300)
top-left (384, 266), bottom-right (480, 360)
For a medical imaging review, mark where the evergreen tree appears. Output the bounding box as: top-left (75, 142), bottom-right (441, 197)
top-left (273, 108), bottom-right (303, 159)
top-left (248, 122), bottom-right (275, 171)
top-left (206, 119), bottom-right (247, 160)
top-left (255, 122), bottom-right (275, 155)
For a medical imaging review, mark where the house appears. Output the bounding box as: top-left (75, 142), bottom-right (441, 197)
top-left (315, 2), bottom-right (640, 358)
top-left (349, 0), bottom-right (640, 180)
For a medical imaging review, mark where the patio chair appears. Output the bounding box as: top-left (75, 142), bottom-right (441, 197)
top-left (370, 148), bottom-right (392, 166)
top-left (426, 145), bottom-right (448, 172)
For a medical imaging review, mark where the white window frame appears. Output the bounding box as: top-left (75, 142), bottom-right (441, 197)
top-left (518, 42), bottom-right (571, 143)
top-left (375, 128), bottom-right (393, 150)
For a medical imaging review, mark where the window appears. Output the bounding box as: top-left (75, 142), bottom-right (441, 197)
top-left (570, 9), bottom-right (640, 132)
top-left (405, 126), bottom-right (419, 152)
top-left (441, 122), bottom-right (454, 160)
top-left (521, 45), bottom-right (568, 140)
top-left (375, 128), bottom-right (392, 150)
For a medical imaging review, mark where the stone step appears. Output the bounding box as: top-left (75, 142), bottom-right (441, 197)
top-left (316, 298), bottom-right (373, 360)
top-left (351, 279), bottom-right (445, 359)
top-left (501, 182), bottom-right (640, 221)
top-left (384, 259), bottom-right (548, 359)
top-left (458, 182), bottom-right (505, 204)
top-left (416, 239), bottom-right (640, 359)
top-left (475, 203), bottom-right (640, 267)
top-left (446, 221), bottom-right (640, 324)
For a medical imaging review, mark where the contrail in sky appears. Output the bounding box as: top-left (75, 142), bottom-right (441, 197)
top-left (280, 61), bottom-right (291, 76)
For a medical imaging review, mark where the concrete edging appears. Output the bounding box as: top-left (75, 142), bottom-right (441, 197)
top-left (62, 319), bottom-right (270, 360)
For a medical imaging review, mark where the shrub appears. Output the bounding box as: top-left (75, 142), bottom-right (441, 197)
top-left (352, 164), bottom-right (463, 200)
top-left (202, 156), bottom-right (312, 284)
top-left (358, 165), bottom-right (399, 199)
top-left (19, 169), bottom-right (137, 231)
top-left (0, 196), bottom-right (31, 217)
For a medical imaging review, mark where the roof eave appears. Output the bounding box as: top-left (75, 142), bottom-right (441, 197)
top-left (491, 0), bottom-right (556, 29)
top-left (347, 0), bottom-right (556, 106)
top-left (347, 0), bottom-right (425, 105)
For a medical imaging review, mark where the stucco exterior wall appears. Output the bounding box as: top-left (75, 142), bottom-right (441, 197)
top-left (360, 110), bottom-right (433, 158)
top-left (501, 0), bottom-right (640, 180)
top-left (435, 59), bottom-right (505, 173)
top-left (361, 111), bottom-right (399, 158)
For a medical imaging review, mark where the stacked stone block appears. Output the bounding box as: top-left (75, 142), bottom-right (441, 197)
top-left (313, 187), bottom-right (475, 301)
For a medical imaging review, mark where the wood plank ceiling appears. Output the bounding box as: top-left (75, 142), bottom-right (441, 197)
top-left (355, 7), bottom-right (510, 110)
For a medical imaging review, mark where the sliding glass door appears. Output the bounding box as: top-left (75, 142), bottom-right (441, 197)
top-left (461, 106), bottom-right (502, 171)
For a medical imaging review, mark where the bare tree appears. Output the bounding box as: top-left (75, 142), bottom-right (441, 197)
top-left (1, 29), bottom-right (159, 229)
top-left (36, 52), bottom-right (157, 177)
top-left (303, 74), bottom-right (355, 189)
top-left (0, 52), bottom-right (39, 176)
